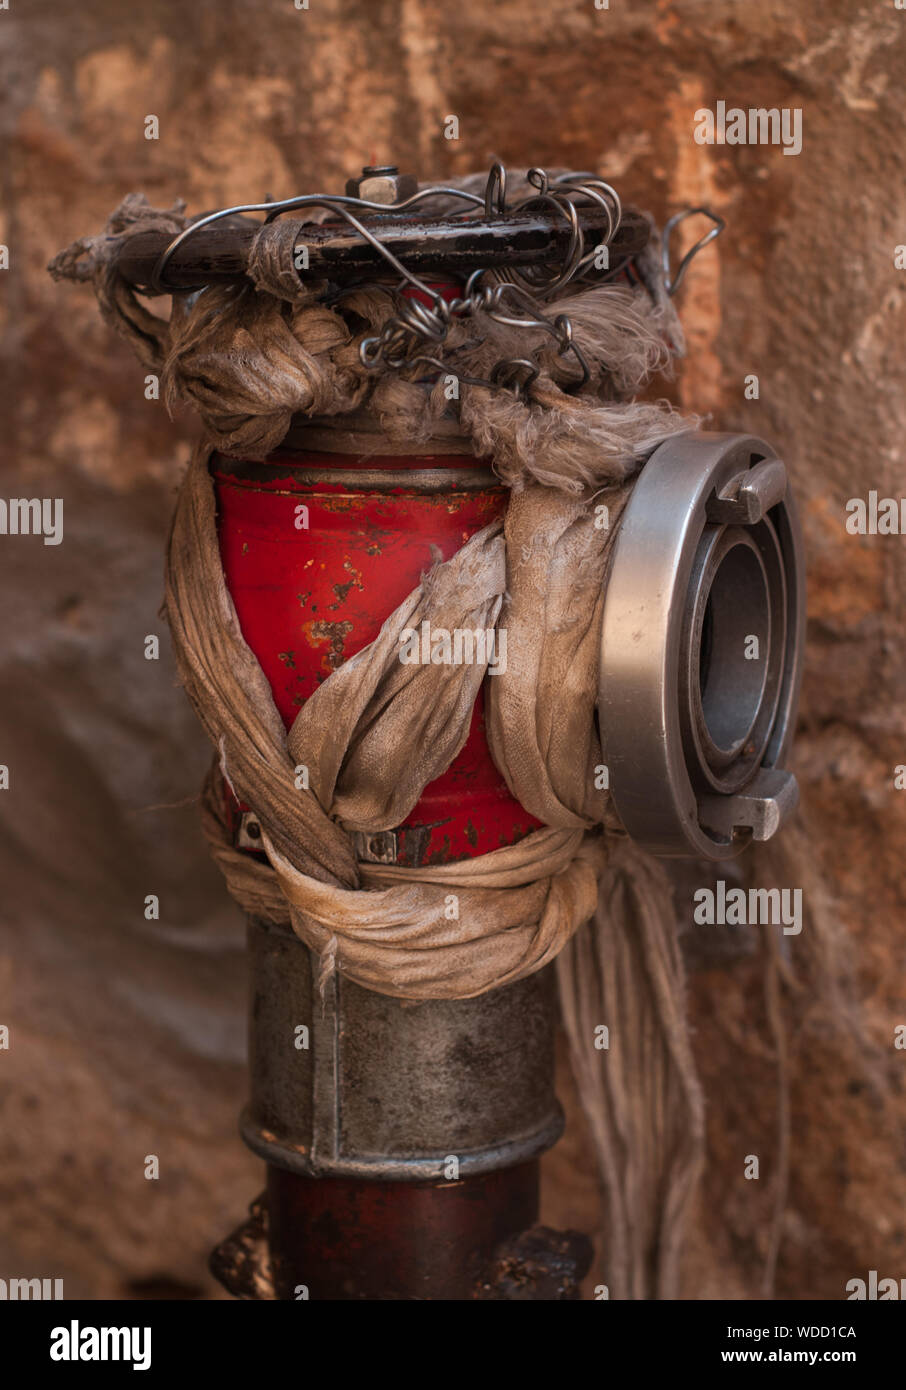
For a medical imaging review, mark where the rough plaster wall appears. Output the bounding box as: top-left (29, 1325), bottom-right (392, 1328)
top-left (1, 0), bottom-right (905, 1299)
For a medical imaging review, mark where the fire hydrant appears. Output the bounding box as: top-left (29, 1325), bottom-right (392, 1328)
top-left (50, 161), bottom-right (805, 1301)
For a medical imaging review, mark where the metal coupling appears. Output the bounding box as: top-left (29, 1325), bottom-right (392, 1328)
top-left (598, 431), bottom-right (805, 860)
top-left (242, 915), bottom-right (563, 1182)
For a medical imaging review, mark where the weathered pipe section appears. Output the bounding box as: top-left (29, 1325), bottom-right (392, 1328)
top-left (248, 915), bottom-right (561, 1299)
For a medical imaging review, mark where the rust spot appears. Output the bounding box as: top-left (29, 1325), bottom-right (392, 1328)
top-left (465, 820), bottom-right (478, 848)
top-left (278, 650), bottom-right (296, 669)
top-left (319, 495), bottom-right (368, 513)
top-left (443, 495), bottom-right (476, 514)
top-left (296, 591), bottom-right (312, 607)
top-left (422, 833), bottom-right (452, 864)
top-left (329, 559), bottom-right (365, 610)
top-left (241, 542), bottom-right (249, 554)
top-left (364, 523), bottom-right (394, 551)
top-left (303, 618), bottom-right (354, 670)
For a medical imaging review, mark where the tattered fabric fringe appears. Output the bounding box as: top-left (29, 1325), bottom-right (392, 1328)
top-left (49, 180), bottom-right (696, 491)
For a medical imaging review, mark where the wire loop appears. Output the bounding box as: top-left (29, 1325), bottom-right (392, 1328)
top-left (146, 162), bottom-right (674, 399)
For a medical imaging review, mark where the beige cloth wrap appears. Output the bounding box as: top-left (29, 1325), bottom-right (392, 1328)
top-left (168, 444), bottom-right (613, 998)
top-left (48, 186), bottom-right (697, 488)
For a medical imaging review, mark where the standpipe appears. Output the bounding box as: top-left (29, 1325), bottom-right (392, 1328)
top-left (49, 162), bottom-right (805, 1301)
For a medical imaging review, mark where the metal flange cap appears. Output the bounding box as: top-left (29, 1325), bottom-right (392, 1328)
top-left (598, 432), bottom-right (805, 860)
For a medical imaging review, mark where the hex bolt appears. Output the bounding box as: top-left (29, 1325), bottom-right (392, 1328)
top-left (345, 166), bottom-right (418, 205)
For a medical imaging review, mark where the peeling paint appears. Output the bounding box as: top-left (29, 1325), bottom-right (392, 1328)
top-left (328, 559), bottom-right (366, 610)
top-left (303, 619), bottom-right (354, 671)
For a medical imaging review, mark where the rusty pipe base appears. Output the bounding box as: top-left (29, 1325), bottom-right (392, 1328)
top-left (211, 1161), bottom-right (593, 1300)
top-left (208, 1167), bottom-right (591, 1295)
top-left (267, 1161), bottom-right (539, 1300)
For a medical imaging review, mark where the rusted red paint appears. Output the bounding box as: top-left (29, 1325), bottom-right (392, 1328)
top-left (213, 447), bottom-right (542, 865)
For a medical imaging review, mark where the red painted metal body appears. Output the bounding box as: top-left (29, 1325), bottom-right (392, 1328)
top-left (212, 446), bottom-right (541, 866)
